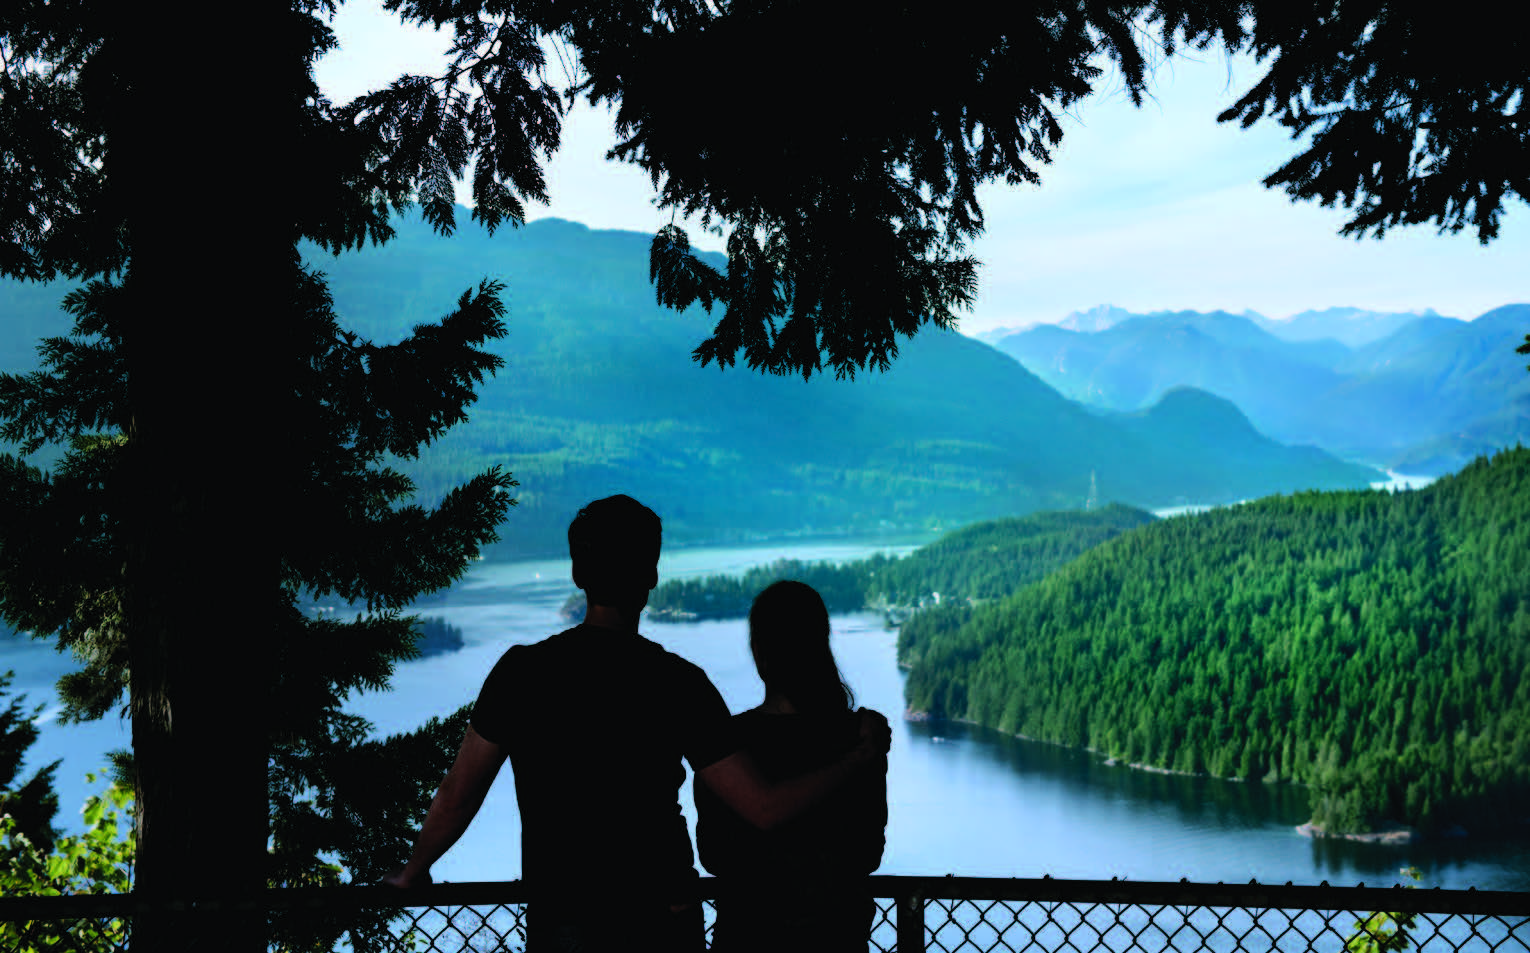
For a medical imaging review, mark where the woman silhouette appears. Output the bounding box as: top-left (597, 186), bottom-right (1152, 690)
top-left (695, 580), bottom-right (889, 952)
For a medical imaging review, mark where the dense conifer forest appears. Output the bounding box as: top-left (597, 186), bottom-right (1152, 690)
top-left (902, 449), bottom-right (1530, 835)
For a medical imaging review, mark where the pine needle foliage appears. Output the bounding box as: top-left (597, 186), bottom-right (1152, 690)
top-left (1220, 4), bottom-right (1530, 244)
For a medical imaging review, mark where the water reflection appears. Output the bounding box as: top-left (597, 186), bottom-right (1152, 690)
top-left (899, 715), bottom-right (1530, 891)
top-left (906, 720), bottom-right (1310, 832)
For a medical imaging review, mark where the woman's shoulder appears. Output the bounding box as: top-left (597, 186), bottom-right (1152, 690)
top-left (732, 707), bottom-right (865, 754)
top-left (732, 706), bottom-right (867, 725)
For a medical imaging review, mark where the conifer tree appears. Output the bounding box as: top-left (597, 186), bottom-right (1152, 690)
top-left (0, 255), bottom-right (514, 948)
top-left (0, 672), bottom-right (60, 856)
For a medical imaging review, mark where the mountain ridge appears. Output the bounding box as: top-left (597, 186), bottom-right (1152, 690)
top-left (988, 303), bottom-right (1529, 473)
top-left (0, 212), bottom-right (1383, 556)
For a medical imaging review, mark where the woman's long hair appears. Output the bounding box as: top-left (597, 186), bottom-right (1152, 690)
top-left (748, 580), bottom-right (854, 713)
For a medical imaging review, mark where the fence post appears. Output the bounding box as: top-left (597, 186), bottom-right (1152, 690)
top-left (897, 888), bottom-right (926, 953)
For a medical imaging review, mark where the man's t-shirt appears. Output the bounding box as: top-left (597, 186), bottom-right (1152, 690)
top-left (471, 623), bottom-right (737, 900)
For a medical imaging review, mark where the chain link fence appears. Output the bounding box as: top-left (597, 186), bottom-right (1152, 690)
top-left (2, 877), bottom-right (1527, 952)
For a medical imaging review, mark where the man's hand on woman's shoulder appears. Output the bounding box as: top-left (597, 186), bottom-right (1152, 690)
top-left (853, 708), bottom-right (891, 764)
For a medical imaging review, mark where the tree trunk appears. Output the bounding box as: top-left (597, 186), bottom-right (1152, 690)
top-left (111, 3), bottom-right (299, 949)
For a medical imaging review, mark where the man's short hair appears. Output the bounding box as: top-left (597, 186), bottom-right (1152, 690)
top-left (568, 495), bottom-right (662, 602)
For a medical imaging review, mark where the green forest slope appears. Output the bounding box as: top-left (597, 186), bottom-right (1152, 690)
top-left (902, 448), bottom-right (1530, 835)
top-left (0, 212), bottom-right (1381, 555)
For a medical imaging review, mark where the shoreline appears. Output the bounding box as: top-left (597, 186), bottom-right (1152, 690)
top-left (908, 713), bottom-right (1508, 844)
top-left (900, 711), bottom-right (1446, 844)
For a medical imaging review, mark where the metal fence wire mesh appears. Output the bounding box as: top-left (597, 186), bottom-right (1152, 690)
top-left (1, 877), bottom-right (1527, 953)
top-left (387, 902), bottom-right (527, 953)
top-left (916, 901), bottom-right (1524, 953)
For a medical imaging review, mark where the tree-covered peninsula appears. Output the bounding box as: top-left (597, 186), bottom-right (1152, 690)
top-left (903, 448), bottom-right (1530, 836)
top-left (637, 504), bottom-right (1156, 621)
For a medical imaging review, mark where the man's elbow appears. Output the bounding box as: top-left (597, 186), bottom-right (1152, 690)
top-left (433, 774), bottom-right (489, 818)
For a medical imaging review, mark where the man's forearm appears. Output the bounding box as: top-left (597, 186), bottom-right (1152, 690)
top-left (753, 756), bottom-right (870, 830)
top-left (398, 780), bottom-right (484, 882)
top-left (700, 707), bottom-right (890, 831)
top-left (699, 748), bottom-right (883, 831)
top-left (388, 725), bottom-right (506, 887)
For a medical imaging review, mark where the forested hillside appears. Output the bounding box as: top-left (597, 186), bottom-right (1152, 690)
top-left (0, 212), bottom-right (1379, 556)
top-left (902, 449), bottom-right (1530, 835)
top-left (861, 504), bottom-right (1155, 607)
top-left (644, 505), bottom-right (1154, 621)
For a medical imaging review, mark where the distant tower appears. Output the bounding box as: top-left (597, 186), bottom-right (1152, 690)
top-left (1086, 469), bottom-right (1098, 511)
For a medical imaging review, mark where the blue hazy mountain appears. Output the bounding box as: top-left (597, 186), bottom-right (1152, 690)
top-left (0, 213), bottom-right (1382, 555)
top-left (1252, 306), bottom-right (1451, 348)
top-left (991, 311), bottom-right (1348, 424)
top-left (980, 305), bottom-right (1432, 350)
top-left (992, 305), bottom-right (1529, 474)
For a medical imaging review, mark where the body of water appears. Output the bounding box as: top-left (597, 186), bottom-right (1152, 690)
top-left (8, 533), bottom-right (1527, 892)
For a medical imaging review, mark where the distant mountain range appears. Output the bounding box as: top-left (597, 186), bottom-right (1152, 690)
top-left (1249, 306), bottom-right (1452, 348)
top-left (977, 305), bottom-right (1451, 350)
top-left (989, 305), bottom-right (1530, 474)
top-left (0, 213), bottom-right (1382, 556)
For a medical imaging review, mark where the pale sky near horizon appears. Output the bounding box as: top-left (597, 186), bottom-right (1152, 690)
top-left (313, 3), bottom-right (1529, 336)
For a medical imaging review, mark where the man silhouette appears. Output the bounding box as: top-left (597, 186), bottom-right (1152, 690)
top-left (385, 495), bottom-right (889, 951)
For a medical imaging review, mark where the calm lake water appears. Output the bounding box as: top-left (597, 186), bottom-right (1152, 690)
top-left (9, 527), bottom-right (1527, 892)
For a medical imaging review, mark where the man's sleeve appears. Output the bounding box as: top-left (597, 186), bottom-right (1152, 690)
top-left (470, 647), bottom-right (520, 748)
top-left (678, 662), bottom-right (738, 772)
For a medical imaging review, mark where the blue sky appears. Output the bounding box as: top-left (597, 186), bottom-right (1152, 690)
top-left (314, 4), bottom-right (1529, 336)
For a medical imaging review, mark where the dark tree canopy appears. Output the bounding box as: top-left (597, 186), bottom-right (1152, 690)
top-left (6, 3), bottom-right (1522, 377)
top-left (1220, 3), bottom-right (1529, 244)
top-left (531, 0), bottom-right (1252, 378)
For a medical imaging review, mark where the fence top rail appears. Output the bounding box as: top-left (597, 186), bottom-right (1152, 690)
top-left (2, 876), bottom-right (1527, 921)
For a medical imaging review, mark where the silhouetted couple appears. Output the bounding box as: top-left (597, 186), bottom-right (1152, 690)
top-left (388, 495), bottom-right (889, 952)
